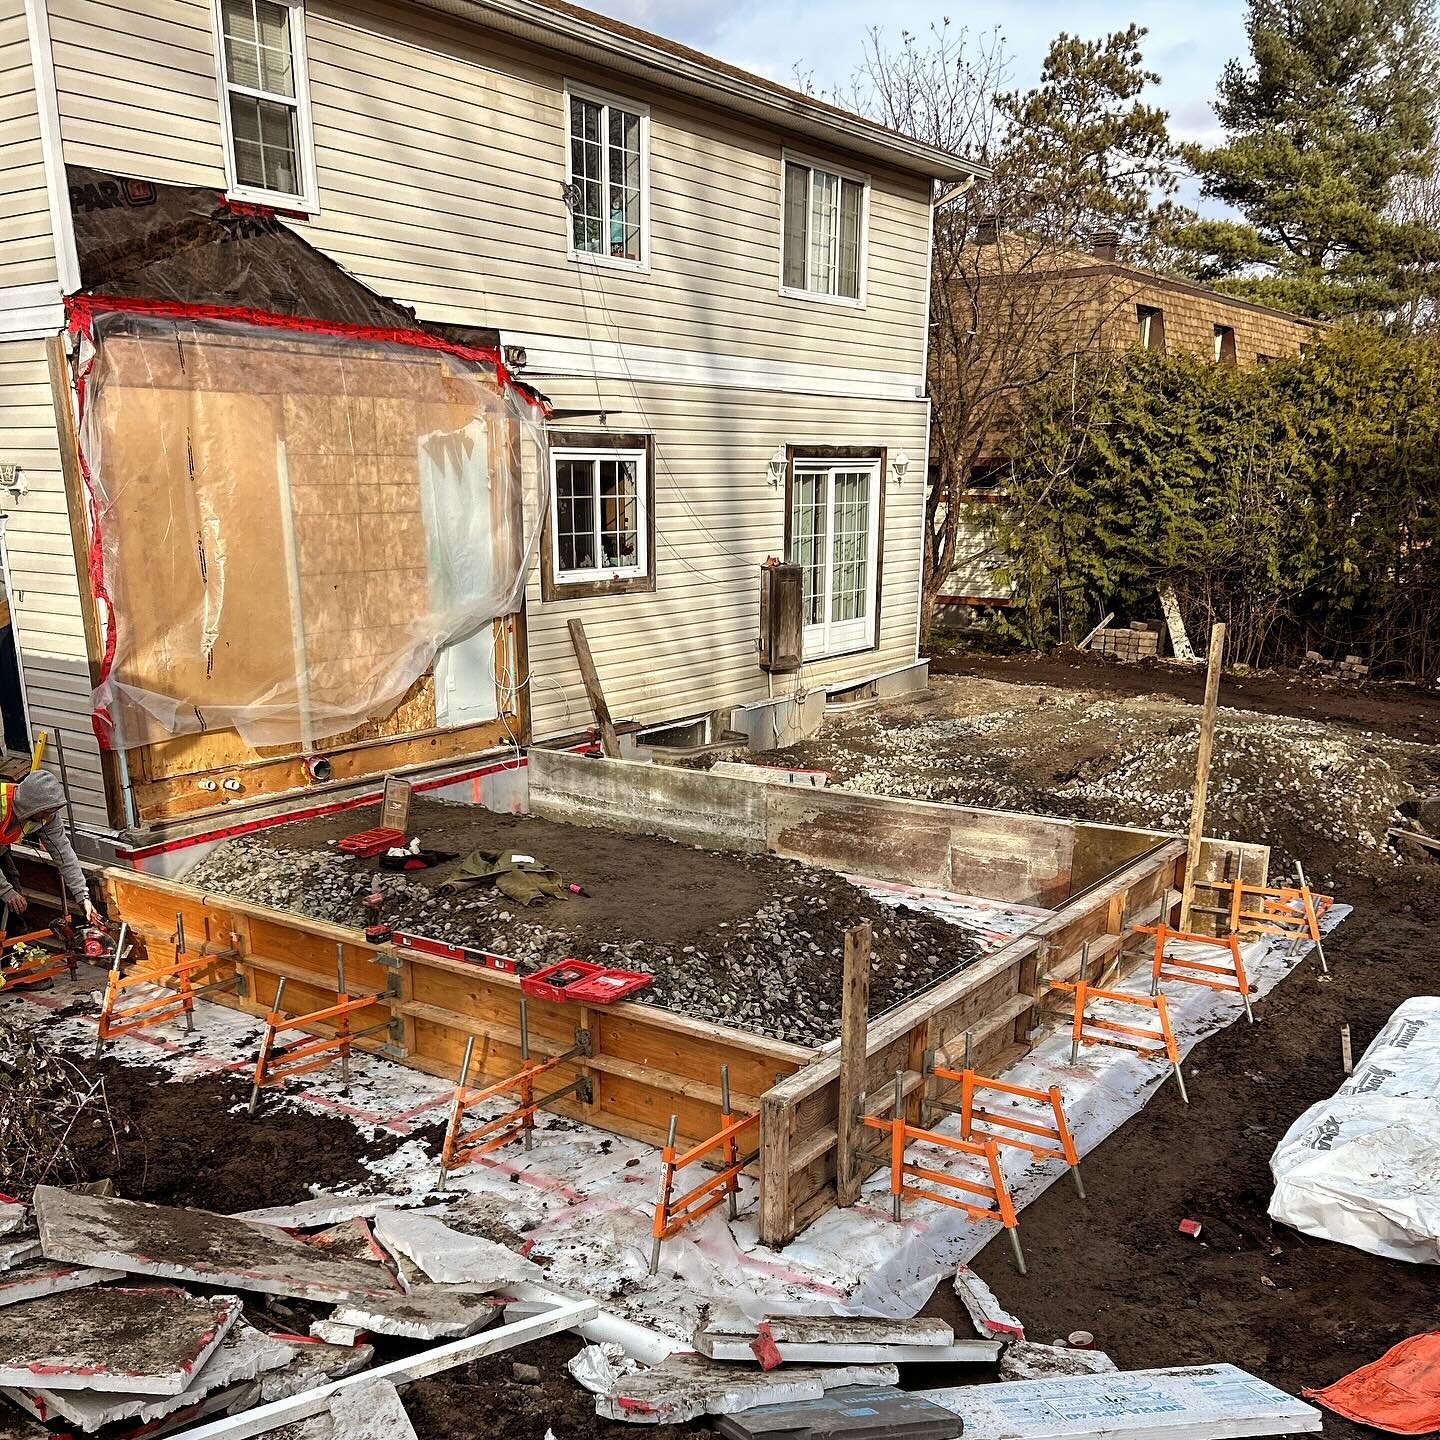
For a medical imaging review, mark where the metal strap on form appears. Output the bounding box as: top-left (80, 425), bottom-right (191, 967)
top-left (649, 1064), bottom-right (759, 1274)
top-left (437, 998), bottom-right (592, 1187)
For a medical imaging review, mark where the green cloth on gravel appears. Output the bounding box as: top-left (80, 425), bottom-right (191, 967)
top-left (439, 849), bottom-right (570, 907)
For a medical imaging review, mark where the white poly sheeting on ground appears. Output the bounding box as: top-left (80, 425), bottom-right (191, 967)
top-left (2, 906), bottom-right (1345, 1342)
top-left (1269, 994), bottom-right (1440, 1263)
top-left (849, 877), bottom-right (1050, 952)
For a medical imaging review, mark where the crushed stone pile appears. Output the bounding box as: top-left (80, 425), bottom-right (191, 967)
top-left (761, 678), bottom-right (1438, 883)
top-left (183, 833), bottom-right (982, 1051)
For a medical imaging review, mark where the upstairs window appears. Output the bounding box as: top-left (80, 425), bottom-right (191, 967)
top-left (1214, 324), bottom-right (1237, 366)
top-left (782, 156), bottom-right (867, 303)
top-left (567, 87), bottom-right (648, 268)
top-left (1137, 304), bottom-right (1166, 352)
top-left (215, 0), bottom-right (316, 210)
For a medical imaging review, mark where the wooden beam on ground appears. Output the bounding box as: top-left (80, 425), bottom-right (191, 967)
top-left (1179, 622), bottom-right (1226, 931)
top-left (567, 618), bottom-right (620, 758)
top-left (835, 921), bottom-right (872, 1206)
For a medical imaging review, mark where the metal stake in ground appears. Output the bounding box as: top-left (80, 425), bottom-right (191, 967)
top-left (1295, 860), bottom-right (1330, 975)
top-left (1180, 623), bottom-right (1227, 933)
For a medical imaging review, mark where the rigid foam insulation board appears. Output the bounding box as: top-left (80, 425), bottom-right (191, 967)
top-left (0, 1287), bottom-right (241, 1395)
top-left (3, 1320), bottom-right (292, 1428)
top-left (919, 1365), bottom-right (1322, 1440)
top-left (715, 1384), bottom-right (962, 1440)
top-left (0, 1259), bottom-right (121, 1308)
top-left (696, 1312), bottom-right (997, 1366)
top-left (372, 1207), bottom-right (539, 1288)
top-left (32, 1187), bottom-right (402, 1304)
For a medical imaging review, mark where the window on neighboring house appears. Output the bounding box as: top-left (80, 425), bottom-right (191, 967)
top-left (567, 88), bottom-right (647, 267)
top-left (215, 0), bottom-right (315, 209)
top-left (542, 433), bottom-right (656, 599)
top-left (1136, 305), bottom-right (1166, 351)
top-left (781, 157), bottom-right (867, 303)
top-left (786, 450), bottom-right (884, 657)
top-left (1257, 353), bottom-right (1275, 366)
top-left (1214, 324), bottom-right (1237, 366)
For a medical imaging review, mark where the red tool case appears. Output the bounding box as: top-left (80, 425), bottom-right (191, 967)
top-left (337, 827), bottom-right (406, 858)
top-left (520, 959), bottom-right (652, 1005)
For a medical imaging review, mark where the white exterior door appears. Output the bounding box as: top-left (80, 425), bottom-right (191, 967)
top-left (790, 459), bottom-right (881, 658)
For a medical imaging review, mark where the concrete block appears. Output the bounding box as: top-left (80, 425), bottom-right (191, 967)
top-left (0, 1286), bottom-right (241, 1395)
top-left (2, 1319), bottom-right (290, 1428)
top-left (327, 1378), bottom-right (418, 1440)
top-left (0, 1259), bottom-right (121, 1309)
top-left (596, 1354), bottom-right (900, 1424)
top-left (33, 1186), bottom-right (403, 1305)
top-left (372, 1207), bottom-right (540, 1289)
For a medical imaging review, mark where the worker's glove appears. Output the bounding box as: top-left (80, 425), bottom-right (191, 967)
top-left (84, 903), bottom-right (102, 927)
top-left (7, 893), bottom-right (28, 914)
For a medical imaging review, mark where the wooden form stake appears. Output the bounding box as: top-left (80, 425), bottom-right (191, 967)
top-left (1179, 622), bottom-right (1226, 932)
top-left (835, 920), bottom-right (873, 1206)
top-left (568, 618), bottom-right (620, 758)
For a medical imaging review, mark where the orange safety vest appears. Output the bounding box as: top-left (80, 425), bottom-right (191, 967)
top-left (0, 783), bottom-right (36, 848)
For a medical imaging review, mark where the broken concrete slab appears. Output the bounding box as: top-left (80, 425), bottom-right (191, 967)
top-left (695, 1311), bottom-right (997, 1366)
top-left (301, 1218), bottom-right (392, 1270)
top-left (999, 1342), bottom-right (1118, 1381)
top-left (920, 1365), bottom-right (1323, 1440)
top-left (0, 1258), bottom-right (120, 1308)
top-left (327, 1378), bottom-right (418, 1440)
top-left (257, 1339), bottom-right (375, 1404)
top-left (0, 1286), bottom-right (241, 1395)
top-left (953, 1266), bottom-right (1024, 1340)
top-left (233, 1196), bottom-right (405, 1230)
top-left (331, 1287), bottom-right (501, 1341)
top-left (33, 1186), bottom-right (402, 1305)
top-left (308, 1320), bottom-right (364, 1348)
top-left (0, 1208), bottom-right (25, 1239)
top-left (372, 1207), bottom-right (539, 1288)
top-left (594, 1354), bottom-right (900, 1424)
top-left (0, 1241), bottom-right (39, 1274)
top-left (715, 1384), bottom-right (962, 1440)
top-left (3, 1320), bottom-right (291, 1428)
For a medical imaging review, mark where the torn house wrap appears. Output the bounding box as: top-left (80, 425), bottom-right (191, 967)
top-left (71, 306), bottom-right (547, 748)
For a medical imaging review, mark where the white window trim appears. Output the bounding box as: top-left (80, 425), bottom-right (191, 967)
top-left (563, 80), bottom-right (651, 275)
top-left (778, 149), bottom-right (870, 311)
top-left (549, 445), bottom-right (650, 584)
top-left (212, 0), bottom-right (319, 214)
top-left (791, 456), bottom-right (882, 659)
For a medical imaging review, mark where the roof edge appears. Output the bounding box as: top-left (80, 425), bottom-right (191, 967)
top-left (415, 0), bottom-right (987, 181)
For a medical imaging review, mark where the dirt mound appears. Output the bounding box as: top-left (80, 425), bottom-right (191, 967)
top-left (182, 798), bottom-right (984, 1049)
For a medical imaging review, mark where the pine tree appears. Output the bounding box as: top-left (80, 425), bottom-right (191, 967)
top-left (1181, 0), bottom-right (1440, 320)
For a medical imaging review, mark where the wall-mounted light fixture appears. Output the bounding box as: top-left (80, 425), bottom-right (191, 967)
top-left (0, 463), bottom-right (25, 502)
top-left (891, 449), bottom-right (911, 484)
top-left (766, 446), bottom-right (787, 487)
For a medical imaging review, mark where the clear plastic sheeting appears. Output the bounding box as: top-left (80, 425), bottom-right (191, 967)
top-left (74, 307), bottom-right (547, 748)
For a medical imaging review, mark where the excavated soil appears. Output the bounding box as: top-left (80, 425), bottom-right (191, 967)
top-left (67, 1058), bottom-right (410, 1211)
top-left (182, 800), bottom-right (986, 1048)
top-left (759, 669), bottom-right (1440, 883)
top-left (404, 1333), bottom-right (709, 1440)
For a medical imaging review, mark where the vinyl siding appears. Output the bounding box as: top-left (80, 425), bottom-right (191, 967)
top-left (525, 376), bottom-right (928, 741)
top-left (0, 337), bottom-right (108, 827)
top-left (0, 0), bottom-right (58, 289)
top-left (46, 0), bottom-right (933, 377)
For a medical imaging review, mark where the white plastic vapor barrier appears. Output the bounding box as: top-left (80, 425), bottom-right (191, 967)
top-left (1269, 994), bottom-right (1440, 1263)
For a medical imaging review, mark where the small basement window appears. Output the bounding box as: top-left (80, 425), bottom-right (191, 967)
top-left (782, 155), bottom-right (867, 304)
top-left (214, 0), bottom-right (316, 211)
top-left (1214, 324), bottom-right (1238, 366)
top-left (543, 432), bottom-right (656, 600)
top-left (1136, 304), bottom-right (1166, 352)
top-left (566, 86), bottom-right (648, 267)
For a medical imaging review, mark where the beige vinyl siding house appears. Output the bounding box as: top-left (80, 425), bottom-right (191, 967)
top-left (1, 0), bottom-right (969, 835)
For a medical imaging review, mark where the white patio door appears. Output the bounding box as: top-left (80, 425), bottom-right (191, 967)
top-left (790, 459), bottom-right (881, 657)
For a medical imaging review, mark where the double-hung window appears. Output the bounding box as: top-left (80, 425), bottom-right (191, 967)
top-left (781, 156), bottom-right (867, 304)
top-left (215, 0), bottom-right (316, 210)
top-left (567, 87), bottom-right (648, 268)
top-left (788, 453), bottom-right (883, 657)
top-left (544, 434), bottom-right (656, 599)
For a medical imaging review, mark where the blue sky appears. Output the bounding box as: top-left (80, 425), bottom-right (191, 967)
top-left (587, 0), bottom-right (1244, 149)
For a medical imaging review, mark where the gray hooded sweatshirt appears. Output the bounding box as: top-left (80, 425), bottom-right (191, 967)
top-left (1, 770), bottom-right (90, 911)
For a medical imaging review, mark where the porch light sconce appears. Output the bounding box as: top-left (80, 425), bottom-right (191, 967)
top-left (766, 446), bottom-right (787, 487)
top-left (891, 449), bottom-right (911, 484)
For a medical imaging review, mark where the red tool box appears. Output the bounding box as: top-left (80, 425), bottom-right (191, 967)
top-left (337, 827), bottom-right (406, 858)
top-left (520, 959), bottom-right (653, 1005)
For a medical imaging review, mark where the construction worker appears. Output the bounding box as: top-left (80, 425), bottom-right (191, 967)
top-left (0, 770), bottom-right (100, 926)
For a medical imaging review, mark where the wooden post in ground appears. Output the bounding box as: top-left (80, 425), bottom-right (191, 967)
top-left (567, 618), bottom-right (620, 758)
top-left (835, 920), bottom-right (872, 1206)
top-left (1179, 622), bottom-right (1226, 931)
